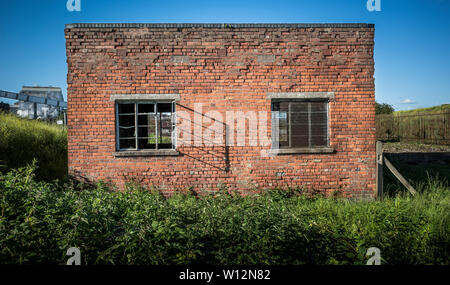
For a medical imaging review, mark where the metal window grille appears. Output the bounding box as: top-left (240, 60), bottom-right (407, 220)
top-left (271, 100), bottom-right (329, 149)
top-left (115, 101), bottom-right (176, 151)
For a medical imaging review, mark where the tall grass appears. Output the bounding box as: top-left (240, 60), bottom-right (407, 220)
top-left (0, 163), bottom-right (448, 265)
top-left (383, 161), bottom-right (450, 197)
top-left (0, 113), bottom-right (67, 181)
top-left (0, 112), bottom-right (448, 265)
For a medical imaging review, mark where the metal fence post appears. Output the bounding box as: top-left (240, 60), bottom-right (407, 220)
top-left (376, 141), bottom-right (383, 199)
top-left (63, 110), bottom-right (67, 125)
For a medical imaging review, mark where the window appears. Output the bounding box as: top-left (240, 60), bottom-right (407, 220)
top-left (271, 100), bottom-right (331, 152)
top-left (115, 101), bottom-right (175, 151)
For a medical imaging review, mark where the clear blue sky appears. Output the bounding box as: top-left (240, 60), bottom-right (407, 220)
top-left (0, 0), bottom-right (449, 110)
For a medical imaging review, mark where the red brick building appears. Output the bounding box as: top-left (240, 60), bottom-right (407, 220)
top-left (65, 23), bottom-right (376, 198)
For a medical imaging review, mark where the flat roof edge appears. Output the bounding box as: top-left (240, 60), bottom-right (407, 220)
top-left (65, 23), bottom-right (374, 29)
top-left (21, 86), bottom-right (62, 91)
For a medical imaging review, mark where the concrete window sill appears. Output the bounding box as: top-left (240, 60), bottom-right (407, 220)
top-left (113, 149), bottom-right (179, 157)
top-left (269, 147), bottom-right (334, 155)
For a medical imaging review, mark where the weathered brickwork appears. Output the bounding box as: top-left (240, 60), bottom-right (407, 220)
top-left (65, 23), bottom-right (376, 199)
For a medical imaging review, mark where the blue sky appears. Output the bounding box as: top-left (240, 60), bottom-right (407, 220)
top-left (0, 0), bottom-right (449, 110)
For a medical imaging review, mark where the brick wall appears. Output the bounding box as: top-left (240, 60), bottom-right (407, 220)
top-left (65, 23), bottom-right (376, 199)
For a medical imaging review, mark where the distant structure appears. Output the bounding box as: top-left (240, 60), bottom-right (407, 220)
top-left (17, 86), bottom-right (64, 119)
top-left (9, 102), bottom-right (19, 114)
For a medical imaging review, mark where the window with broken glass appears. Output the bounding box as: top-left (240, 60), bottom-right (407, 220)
top-left (115, 102), bottom-right (175, 151)
top-left (271, 100), bottom-right (329, 149)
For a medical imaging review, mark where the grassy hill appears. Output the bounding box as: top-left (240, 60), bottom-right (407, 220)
top-left (395, 104), bottom-right (450, 115)
top-left (0, 112), bottom-right (67, 181)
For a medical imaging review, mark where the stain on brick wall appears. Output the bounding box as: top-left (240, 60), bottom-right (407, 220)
top-left (65, 23), bottom-right (376, 198)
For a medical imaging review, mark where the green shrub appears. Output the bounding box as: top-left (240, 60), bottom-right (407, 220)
top-left (0, 163), bottom-right (448, 265)
top-left (0, 113), bottom-right (67, 181)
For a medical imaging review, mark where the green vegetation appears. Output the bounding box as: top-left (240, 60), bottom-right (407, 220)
top-left (0, 163), bottom-right (448, 265)
top-left (0, 111), bottom-right (448, 265)
top-left (395, 104), bottom-right (450, 115)
top-left (147, 133), bottom-right (172, 144)
top-left (375, 102), bottom-right (394, 115)
top-left (383, 161), bottom-right (450, 196)
top-left (0, 113), bottom-right (67, 181)
top-left (376, 104), bottom-right (450, 144)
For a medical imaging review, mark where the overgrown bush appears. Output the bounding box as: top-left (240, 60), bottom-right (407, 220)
top-left (0, 163), bottom-right (448, 265)
top-left (0, 113), bottom-right (67, 181)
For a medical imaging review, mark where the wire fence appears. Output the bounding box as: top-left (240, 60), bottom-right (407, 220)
top-left (376, 112), bottom-right (450, 145)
